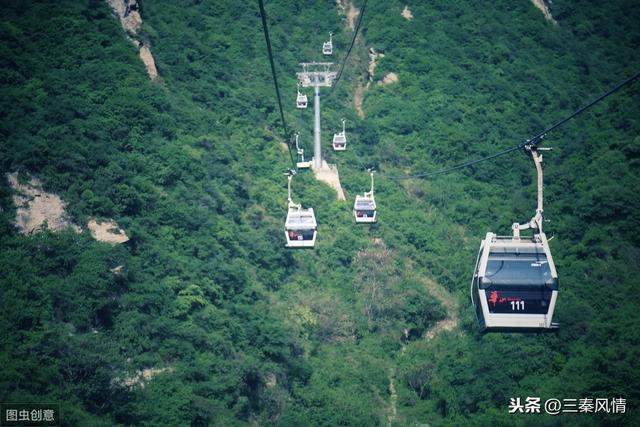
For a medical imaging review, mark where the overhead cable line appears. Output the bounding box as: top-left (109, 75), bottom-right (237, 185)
top-left (526, 70), bottom-right (640, 148)
top-left (332, 0), bottom-right (368, 92)
top-left (258, 0), bottom-right (297, 170)
top-left (386, 70), bottom-right (640, 180)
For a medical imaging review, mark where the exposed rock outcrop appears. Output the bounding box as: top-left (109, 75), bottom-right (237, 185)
top-left (107, 0), bottom-right (142, 34)
top-left (114, 367), bottom-right (174, 388)
top-left (7, 172), bottom-right (81, 234)
top-left (381, 72), bottom-right (399, 85)
top-left (107, 0), bottom-right (159, 80)
top-left (87, 218), bottom-right (129, 244)
top-left (401, 5), bottom-right (413, 20)
top-left (139, 45), bottom-right (158, 80)
top-left (531, 0), bottom-right (557, 25)
top-left (367, 48), bottom-right (384, 87)
top-left (312, 161), bottom-right (346, 201)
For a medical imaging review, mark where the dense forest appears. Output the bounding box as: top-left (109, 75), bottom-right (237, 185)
top-left (1, 0), bottom-right (639, 425)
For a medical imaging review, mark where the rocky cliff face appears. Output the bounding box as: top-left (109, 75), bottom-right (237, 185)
top-left (106, 0), bottom-right (158, 80)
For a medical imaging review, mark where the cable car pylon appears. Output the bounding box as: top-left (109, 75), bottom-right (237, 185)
top-left (297, 62), bottom-right (337, 169)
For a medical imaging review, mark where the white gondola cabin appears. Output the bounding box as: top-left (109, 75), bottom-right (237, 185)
top-left (296, 85), bottom-right (308, 109)
top-left (285, 208), bottom-right (317, 248)
top-left (294, 133), bottom-right (310, 169)
top-left (354, 170), bottom-right (377, 223)
top-left (471, 232), bottom-right (558, 331)
top-left (284, 172), bottom-right (317, 248)
top-left (470, 146), bottom-right (559, 331)
top-left (332, 118), bottom-right (347, 151)
top-left (322, 32), bottom-right (333, 55)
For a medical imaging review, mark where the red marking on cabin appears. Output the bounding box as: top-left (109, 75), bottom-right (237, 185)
top-left (488, 290), bottom-right (522, 307)
top-left (489, 291), bottom-right (499, 306)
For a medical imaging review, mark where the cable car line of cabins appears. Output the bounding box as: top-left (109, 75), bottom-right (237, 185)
top-left (276, 23), bottom-right (640, 333)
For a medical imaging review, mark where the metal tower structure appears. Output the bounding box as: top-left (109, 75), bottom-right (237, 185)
top-left (296, 62), bottom-right (337, 169)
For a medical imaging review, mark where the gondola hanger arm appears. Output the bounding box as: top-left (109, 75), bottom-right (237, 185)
top-left (285, 170), bottom-right (301, 210)
top-left (512, 145), bottom-right (551, 238)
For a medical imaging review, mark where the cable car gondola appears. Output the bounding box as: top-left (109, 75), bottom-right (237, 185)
top-left (470, 145), bottom-right (559, 331)
top-left (332, 118), bottom-right (347, 151)
top-left (296, 84), bottom-right (308, 109)
top-left (284, 171), bottom-right (317, 248)
top-left (294, 132), bottom-right (310, 169)
top-left (354, 169), bottom-right (377, 223)
top-left (322, 32), bottom-right (333, 55)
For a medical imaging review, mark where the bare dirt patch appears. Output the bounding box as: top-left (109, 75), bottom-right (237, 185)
top-left (530, 0), bottom-right (557, 24)
top-left (387, 369), bottom-right (398, 426)
top-left (107, 0), bottom-right (159, 80)
top-left (346, 2), bottom-right (360, 29)
top-left (139, 45), bottom-right (158, 80)
top-left (336, 0), bottom-right (360, 30)
top-left (313, 160), bottom-right (346, 201)
top-left (381, 72), bottom-right (399, 85)
top-left (354, 83), bottom-right (365, 118)
top-left (7, 172), bottom-right (80, 234)
top-left (336, 1), bottom-right (366, 117)
top-left (115, 367), bottom-right (174, 388)
top-left (87, 218), bottom-right (129, 244)
top-left (107, 0), bottom-right (142, 34)
top-left (401, 5), bottom-right (413, 21)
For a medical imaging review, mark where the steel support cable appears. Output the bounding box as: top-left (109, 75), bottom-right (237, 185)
top-left (328, 2), bottom-right (369, 173)
top-left (527, 70), bottom-right (640, 147)
top-left (258, 0), bottom-right (297, 170)
top-left (332, 0), bottom-right (368, 93)
top-left (385, 70), bottom-right (640, 180)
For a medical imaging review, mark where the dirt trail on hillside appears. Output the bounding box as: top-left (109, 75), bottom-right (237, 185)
top-left (354, 83), bottom-right (365, 118)
top-left (336, 0), bottom-right (359, 29)
top-left (422, 277), bottom-right (459, 340)
top-left (336, 0), bottom-right (368, 117)
top-left (333, 2), bottom-right (460, 421)
top-left (387, 367), bottom-right (398, 426)
top-left (387, 277), bottom-right (459, 425)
